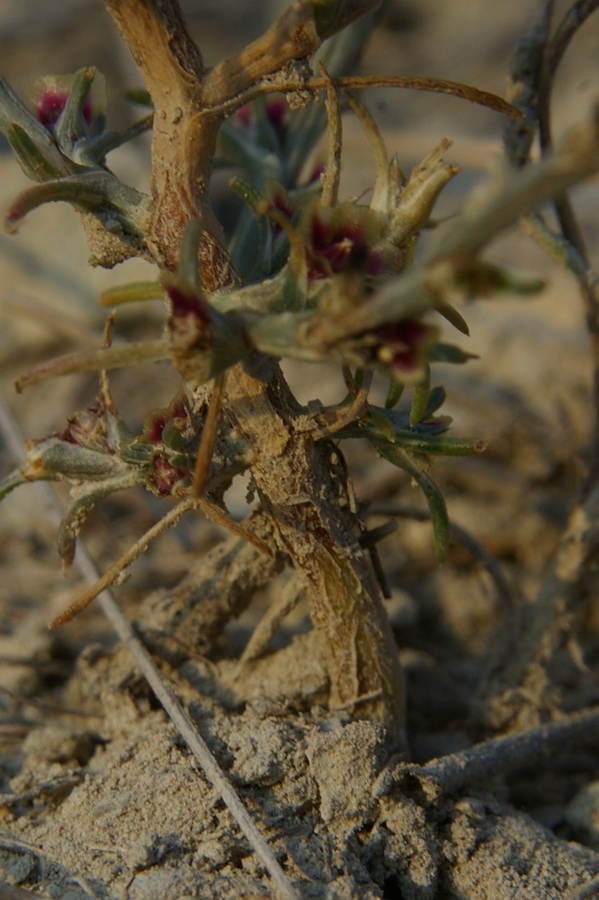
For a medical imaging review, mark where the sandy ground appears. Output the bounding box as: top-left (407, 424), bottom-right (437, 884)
top-left (1, 1), bottom-right (599, 898)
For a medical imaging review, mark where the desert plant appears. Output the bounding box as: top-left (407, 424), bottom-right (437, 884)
top-left (0, 0), bottom-right (598, 752)
top-left (3, 2), bottom-right (599, 898)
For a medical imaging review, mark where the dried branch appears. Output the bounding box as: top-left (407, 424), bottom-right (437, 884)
top-left (102, 0), bottom-right (231, 279)
top-left (203, 72), bottom-right (522, 120)
top-left (504, 0), bottom-right (555, 166)
top-left (382, 706), bottom-right (599, 799)
top-left (102, 0), bottom-right (383, 280)
top-left (191, 372), bottom-right (226, 496)
top-left (542, 0), bottom-right (599, 119)
top-left (201, 0), bottom-right (382, 106)
top-left (15, 339), bottom-right (169, 392)
top-left (0, 684), bottom-right (99, 718)
top-left (319, 61), bottom-right (342, 208)
top-left (239, 576), bottom-right (305, 665)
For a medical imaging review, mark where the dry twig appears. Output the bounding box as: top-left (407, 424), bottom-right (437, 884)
top-left (380, 706), bottom-right (599, 799)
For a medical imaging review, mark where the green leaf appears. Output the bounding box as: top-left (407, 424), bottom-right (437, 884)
top-left (385, 375), bottom-right (405, 409)
top-left (409, 365), bottom-right (430, 426)
top-left (430, 342), bottom-right (479, 364)
top-left (56, 470), bottom-right (144, 568)
top-left (15, 340), bottom-right (169, 391)
top-left (286, 9), bottom-right (380, 184)
top-left (218, 119), bottom-right (281, 183)
top-left (422, 385), bottom-right (446, 417)
top-left (366, 407), bottom-right (397, 443)
top-left (434, 301), bottom-right (470, 335)
top-left (6, 123), bottom-right (67, 181)
top-left (177, 219), bottom-right (203, 289)
top-left (100, 281), bottom-right (163, 307)
top-left (25, 438), bottom-right (128, 481)
top-left (393, 432), bottom-right (484, 456)
top-left (377, 442), bottom-right (451, 561)
top-left (311, 0), bottom-right (343, 38)
top-left (229, 176), bottom-right (273, 279)
top-left (5, 170), bottom-right (150, 235)
top-left (0, 468), bottom-right (29, 501)
top-left (54, 67), bottom-right (97, 151)
top-left (125, 88), bottom-right (152, 107)
top-left (338, 402), bottom-right (485, 456)
top-left (362, 417), bottom-right (484, 456)
top-left (0, 76), bottom-right (58, 145)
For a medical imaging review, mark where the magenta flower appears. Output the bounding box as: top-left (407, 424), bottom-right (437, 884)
top-left (375, 320), bottom-right (437, 375)
top-left (308, 213), bottom-right (385, 280)
top-left (234, 104), bottom-right (252, 129)
top-left (163, 280), bottom-right (211, 324)
top-left (142, 394), bottom-right (192, 446)
top-left (235, 96), bottom-right (288, 134)
top-left (147, 451), bottom-right (188, 498)
top-left (298, 201), bottom-right (386, 282)
top-left (36, 90), bottom-right (85, 129)
top-left (29, 71), bottom-right (106, 135)
top-left (141, 394), bottom-right (194, 497)
top-left (304, 162), bottom-right (326, 186)
top-left (144, 413), bottom-right (167, 444)
top-left (264, 97), bottom-right (288, 131)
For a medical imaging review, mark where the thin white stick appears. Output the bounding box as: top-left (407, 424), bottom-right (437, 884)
top-left (0, 393), bottom-right (300, 900)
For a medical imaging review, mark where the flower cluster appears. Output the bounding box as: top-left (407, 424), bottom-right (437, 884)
top-left (139, 394), bottom-right (196, 498)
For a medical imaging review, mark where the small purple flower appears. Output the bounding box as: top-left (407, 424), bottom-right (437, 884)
top-left (142, 394), bottom-right (193, 447)
top-left (144, 413), bottom-right (167, 444)
top-left (375, 320), bottom-right (436, 374)
top-left (304, 162), bottom-right (326, 186)
top-left (235, 97), bottom-right (288, 135)
top-left (35, 90), bottom-right (93, 130)
top-left (29, 71), bottom-right (106, 136)
top-left (36, 90), bottom-right (70, 129)
top-left (147, 451), bottom-right (188, 497)
top-left (164, 281), bottom-right (211, 324)
top-left (265, 97), bottom-right (288, 131)
top-left (306, 210), bottom-right (383, 281)
top-left (235, 104), bottom-right (252, 129)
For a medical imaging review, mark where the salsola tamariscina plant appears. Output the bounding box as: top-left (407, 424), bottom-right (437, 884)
top-left (1, 0), bottom-right (599, 750)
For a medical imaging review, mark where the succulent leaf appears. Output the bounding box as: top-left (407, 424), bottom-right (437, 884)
top-left (5, 171), bottom-right (150, 236)
top-left (6, 123), bottom-right (70, 181)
